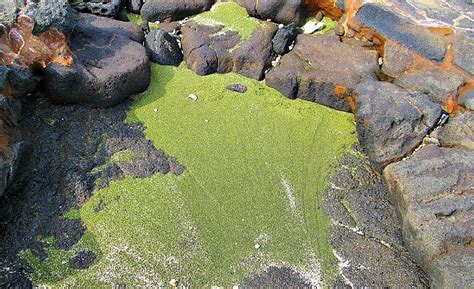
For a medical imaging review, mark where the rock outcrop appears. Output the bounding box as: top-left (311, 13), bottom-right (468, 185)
top-left (236, 0), bottom-right (307, 25)
top-left (266, 34), bottom-right (379, 111)
top-left (384, 145), bottom-right (474, 288)
top-left (44, 13), bottom-right (150, 107)
top-left (140, 0), bottom-right (215, 24)
top-left (145, 30), bottom-right (183, 66)
top-left (354, 80), bottom-right (443, 172)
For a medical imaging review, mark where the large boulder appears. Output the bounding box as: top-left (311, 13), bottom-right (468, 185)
top-left (236, 0), bottom-right (307, 25)
top-left (354, 80), bottom-right (443, 172)
top-left (355, 3), bottom-right (446, 61)
top-left (70, 0), bottom-right (124, 19)
top-left (181, 21), bottom-right (277, 80)
top-left (266, 34), bottom-right (379, 111)
top-left (44, 13), bottom-right (150, 107)
top-left (384, 145), bottom-right (474, 288)
top-left (145, 29), bottom-right (183, 66)
top-left (140, 0), bottom-right (215, 23)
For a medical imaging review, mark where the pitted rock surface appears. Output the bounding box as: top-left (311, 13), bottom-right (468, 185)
top-left (140, 0), bottom-right (215, 24)
top-left (236, 0), bottom-right (307, 25)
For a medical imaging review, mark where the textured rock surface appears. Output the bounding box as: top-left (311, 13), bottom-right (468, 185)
top-left (440, 112), bottom-right (474, 149)
top-left (236, 0), bottom-right (307, 25)
top-left (26, 0), bottom-right (76, 35)
top-left (355, 3), bottom-right (446, 61)
top-left (145, 30), bottom-right (183, 66)
top-left (141, 0), bottom-right (215, 23)
top-left (181, 22), bottom-right (277, 80)
top-left (453, 31), bottom-right (474, 76)
top-left (272, 23), bottom-right (299, 55)
top-left (266, 34), bottom-right (379, 111)
top-left (354, 80), bottom-right (442, 171)
top-left (384, 145), bottom-right (474, 288)
top-left (44, 14), bottom-right (150, 107)
top-left (127, 0), bottom-right (143, 14)
top-left (70, 0), bottom-right (123, 19)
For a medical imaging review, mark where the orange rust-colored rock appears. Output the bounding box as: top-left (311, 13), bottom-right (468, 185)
top-left (0, 15), bottom-right (72, 69)
top-left (304, 0), bottom-right (343, 19)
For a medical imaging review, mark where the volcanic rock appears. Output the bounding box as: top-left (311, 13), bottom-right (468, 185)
top-left (266, 34), bottom-right (379, 111)
top-left (140, 0), bottom-right (215, 23)
top-left (236, 0), bottom-right (307, 25)
top-left (145, 30), bottom-right (183, 66)
top-left (272, 23), bottom-right (299, 55)
top-left (44, 13), bottom-right (150, 107)
top-left (440, 112), bottom-right (474, 149)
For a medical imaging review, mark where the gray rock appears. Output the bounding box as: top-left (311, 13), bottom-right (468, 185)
top-left (266, 34), bottom-right (379, 112)
top-left (272, 23), bottom-right (299, 55)
top-left (460, 88), bottom-right (474, 110)
top-left (0, 0), bottom-right (19, 25)
top-left (394, 68), bottom-right (465, 104)
top-left (354, 80), bottom-right (442, 171)
top-left (355, 3), bottom-right (446, 61)
top-left (236, 0), bottom-right (307, 25)
top-left (44, 14), bottom-right (150, 107)
top-left (382, 40), bottom-right (415, 78)
top-left (440, 112), bottom-right (474, 149)
top-left (453, 30), bottom-right (474, 75)
top-left (141, 0), bottom-right (214, 23)
top-left (145, 30), bottom-right (183, 66)
top-left (71, 0), bottom-right (123, 19)
top-left (384, 145), bottom-right (474, 288)
top-left (26, 0), bottom-right (76, 35)
top-left (226, 83), bottom-right (247, 93)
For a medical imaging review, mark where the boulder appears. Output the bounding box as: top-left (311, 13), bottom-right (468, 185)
top-left (384, 145), bottom-right (474, 288)
top-left (355, 3), bottom-right (446, 61)
top-left (266, 34), bottom-right (379, 111)
top-left (354, 80), bottom-right (443, 172)
top-left (440, 112), bottom-right (474, 149)
top-left (460, 89), bottom-right (474, 110)
top-left (140, 0), bottom-right (215, 23)
top-left (145, 30), bottom-right (183, 66)
top-left (0, 141), bottom-right (30, 198)
top-left (25, 0), bottom-right (76, 35)
top-left (272, 22), bottom-right (299, 55)
top-left (236, 0), bottom-right (307, 25)
top-left (127, 0), bottom-right (143, 14)
top-left (381, 41), bottom-right (415, 78)
top-left (181, 21), bottom-right (277, 80)
top-left (70, 0), bottom-right (124, 19)
top-left (44, 13), bottom-right (150, 107)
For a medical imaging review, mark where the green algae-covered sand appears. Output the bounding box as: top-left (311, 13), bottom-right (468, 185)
top-left (21, 64), bottom-right (357, 287)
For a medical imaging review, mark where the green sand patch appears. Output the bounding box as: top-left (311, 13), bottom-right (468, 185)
top-left (126, 12), bottom-right (160, 30)
top-left (192, 2), bottom-right (261, 44)
top-left (23, 64), bottom-right (357, 287)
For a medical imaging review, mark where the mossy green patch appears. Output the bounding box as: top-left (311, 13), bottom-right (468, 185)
top-left (192, 2), bottom-right (261, 44)
top-left (315, 17), bottom-right (338, 35)
top-left (126, 12), bottom-right (160, 30)
top-left (23, 64), bottom-right (357, 287)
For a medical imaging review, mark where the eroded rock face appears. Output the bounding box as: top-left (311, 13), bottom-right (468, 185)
top-left (384, 145), bottom-right (474, 288)
top-left (140, 0), bottom-right (215, 23)
top-left (440, 112), bottom-right (474, 150)
top-left (44, 14), bottom-right (150, 107)
top-left (355, 3), bottom-right (446, 61)
top-left (236, 0), bottom-right (307, 25)
top-left (354, 80), bottom-right (442, 172)
top-left (70, 0), bottom-right (123, 19)
top-left (266, 34), bottom-right (379, 111)
top-left (181, 22), bottom-right (277, 80)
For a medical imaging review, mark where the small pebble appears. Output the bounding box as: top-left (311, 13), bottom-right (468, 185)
top-left (188, 94), bottom-right (198, 101)
top-left (169, 279), bottom-right (178, 287)
top-left (153, 108), bottom-right (158, 112)
top-left (315, 11), bottom-right (324, 22)
top-left (254, 243), bottom-right (261, 249)
top-left (378, 57), bottom-right (383, 66)
top-left (335, 24), bottom-right (345, 36)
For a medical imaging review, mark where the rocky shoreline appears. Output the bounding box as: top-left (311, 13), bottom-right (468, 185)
top-left (1, 0), bottom-right (472, 287)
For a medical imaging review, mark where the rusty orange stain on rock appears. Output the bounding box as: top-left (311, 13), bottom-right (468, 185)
top-left (305, 0), bottom-right (343, 19)
top-left (333, 84), bottom-right (348, 98)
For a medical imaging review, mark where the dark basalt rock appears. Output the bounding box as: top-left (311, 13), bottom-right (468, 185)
top-left (140, 0), bottom-right (215, 24)
top-left (0, 141), bottom-right (30, 198)
top-left (354, 80), bottom-right (443, 172)
top-left (71, 0), bottom-right (124, 19)
top-left (384, 145), bottom-right (474, 288)
top-left (69, 250), bottom-right (96, 270)
top-left (25, 0), bottom-right (76, 35)
top-left (127, 0), bottom-right (143, 14)
top-left (355, 3), bottom-right (446, 61)
top-left (226, 83), bottom-right (247, 93)
top-left (272, 22), bottom-right (299, 55)
top-left (145, 29), bottom-right (183, 66)
top-left (236, 0), bottom-right (307, 25)
top-left (266, 34), bottom-right (379, 112)
top-left (181, 22), bottom-right (277, 80)
top-left (44, 13), bottom-right (150, 107)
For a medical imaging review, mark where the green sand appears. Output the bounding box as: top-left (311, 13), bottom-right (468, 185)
top-left (21, 64), bottom-right (357, 287)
